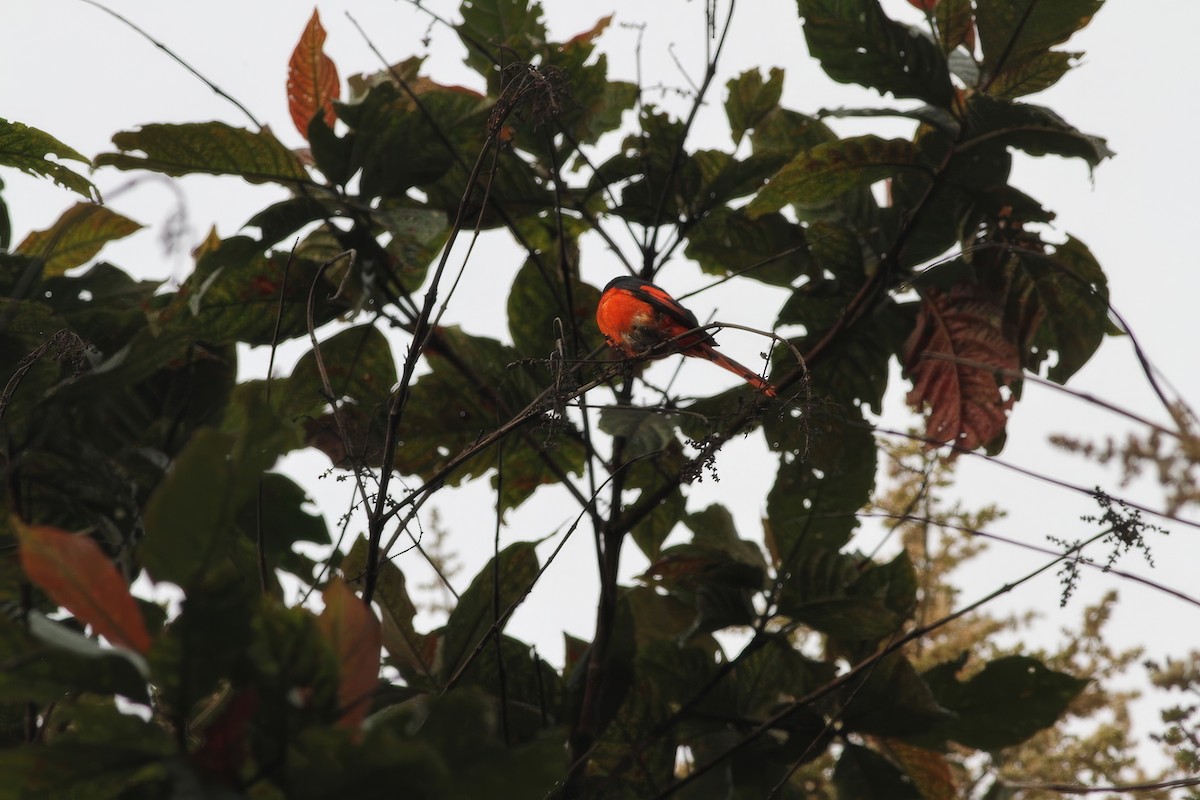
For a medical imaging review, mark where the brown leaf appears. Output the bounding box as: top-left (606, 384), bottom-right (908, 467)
top-left (903, 287), bottom-right (1018, 452)
top-left (877, 738), bottom-right (957, 800)
top-left (317, 578), bottom-right (381, 729)
top-left (15, 519), bottom-right (152, 654)
top-left (287, 9), bottom-right (340, 139)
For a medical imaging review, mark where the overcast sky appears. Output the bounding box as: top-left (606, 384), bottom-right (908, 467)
top-left (6, 0), bottom-right (1199, 765)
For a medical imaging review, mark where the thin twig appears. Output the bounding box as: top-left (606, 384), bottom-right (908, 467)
top-left (78, 0), bottom-right (263, 129)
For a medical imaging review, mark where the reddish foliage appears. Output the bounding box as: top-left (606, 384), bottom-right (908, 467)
top-left (16, 520), bottom-right (152, 654)
top-left (287, 9), bottom-right (340, 139)
top-left (191, 690), bottom-right (261, 783)
top-left (317, 578), bottom-right (381, 730)
top-left (903, 287), bottom-right (1019, 453)
top-left (906, 0), bottom-right (940, 10)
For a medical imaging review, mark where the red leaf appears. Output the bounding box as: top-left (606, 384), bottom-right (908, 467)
top-left (191, 689), bottom-right (261, 783)
top-left (903, 287), bottom-right (1019, 452)
top-left (287, 9), bottom-right (340, 140)
top-left (906, 0), bottom-right (940, 10)
top-left (15, 519), bottom-right (152, 654)
top-left (317, 578), bottom-right (381, 729)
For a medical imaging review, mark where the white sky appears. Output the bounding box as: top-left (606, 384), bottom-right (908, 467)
top-left (6, 0), bottom-right (1200, 770)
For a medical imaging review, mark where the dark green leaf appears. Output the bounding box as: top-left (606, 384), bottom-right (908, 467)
top-left (841, 653), bottom-right (951, 737)
top-left (749, 136), bottom-right (922, 217)
top-left (598, 407), bottom-right (678, 460)
top-left (749, 107), bottom-right (837, 162)
top-left (988, 50), bottom-right (1080, 98)
top-left (976, 0), bottom-right (1102, 82)
top-left (95, 122), bottom-right (308, 184)
top-left (234, 472), bottom-right (330, 582)
top-left (394, 327), bottom-right (582, 510)
top-left (726, 67), bottom-right (785, 145)
top-left (439, 542), bottom-right (539, 680)
top-left (685, 206), bottom-right (813, 287)
top-left (773, 549), bottom-right (912, 642)
top-left (166, 237), bottom-right (341, 346)
top-left (244, 196), bottom-right (333, 247)
top-left (308, 113), bottom-right (355, 185)
top-left (456, 0), bottom-right (548, 80)
top-left (15, 204), bottom-right (141, 276)
top-left (375, 201), bottom-right (449, 293)
top-left (934, 0), bottom-right (974, 53)
top-left (834, 743), bottom-right (923, 799)
top-left (506, 248), bottom-right (599, 360)
top-left (922, 655), bottom-right (1088, 750)
top-left (282, 324), bottom-right (398, 422)
top-left (963, 95), bottom-right (1113, 169)
top-left (0, 118), bottom-right (95, 199)
top-left (765, 403), bottom-right (876, 559)
top-left (797, 0), bottom-right (954, 106)
top-left (0, 612), bottom-right (149, 704)
top-left (338, 82), bottom-right (465, 198)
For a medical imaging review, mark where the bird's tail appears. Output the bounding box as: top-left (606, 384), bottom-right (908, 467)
top-left (695, 345), bottom-right (777, 397)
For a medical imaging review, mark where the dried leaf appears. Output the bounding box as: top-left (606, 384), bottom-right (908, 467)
top-left (287, 9), bottom-right (340, 139)
top-left (15, 519), bottom-right (151, 654)
top-left (317, 578), bottom-right (381, 729)
top-left (903, 287), bottom-right (1018, 452)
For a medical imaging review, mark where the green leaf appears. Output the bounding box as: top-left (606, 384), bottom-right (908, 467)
top-left (282, 324), bottom-right (398, 422)
top-left (773, 549), bottom-right (913, 642)
top-left (764, 403), bottom-right (876, 559)
top-left (167, 236), bottom-right (341, 346)
top-left (797, 0), bottom-right (954, 107)
top-left (139, 429), bottom-right (239, 588)
top-left (840, 653), bottom-right (951, 737)
top-left (234, 472), bottom-right (330, 582)
top-left (749, 136), bottom-right (921, 217)
top-left (395, 327), bottom-right (582, 510)
top-left (0, 612), bottom-right (149, 704)
top-left (933, 0), bottom-right (974, 53)
top-left (749, 107), bottom-right (837, 162)
top-left (506, 247), bottom-right (599, 360)
top-left (456, 0), bottom-right (548, 80)
top-left (0, 118), bottom-right (96, 199)
top-left (95, 122), bottom-right (308, 184)
top-left (685, 206), bottom-right (813, 287)
top-left (142, 392), bottom-right (294, 588)
top-left (15, 204), bottom-right (141, 276)
top-left (988, 50), bottom-right (1080, 98)
top-left (834, 744), bottom-right (923, 799)
top-left (244, 196), bottom-right (332, 247)
top-left (148, 575), bottom-right (258, 713)
top-left (338, 82), bottom-right (463, 198)
top-left (963, 95), bottom-right (1113, 169)
top-left (375, 201), bottom-right (450, 293)
top-left (976, 0), bottom-right (1102, 82)
top-left (726, 67), bottom-right (785, 145)
top-left (598, 407), bottom-right (678, 461)
top-left (922, 655), bottom-right (1088, 750)
top-left (439, 542), bottom-right (539, 680)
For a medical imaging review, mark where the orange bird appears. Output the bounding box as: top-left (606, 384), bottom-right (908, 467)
top-left (595, 276), bottom-right (777, 397)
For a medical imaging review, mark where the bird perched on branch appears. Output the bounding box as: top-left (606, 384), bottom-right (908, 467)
top-left (595, 276), bottom-right (777, 397)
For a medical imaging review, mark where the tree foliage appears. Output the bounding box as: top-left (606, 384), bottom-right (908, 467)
top-left (0, 1), bottom-right (1186, 798)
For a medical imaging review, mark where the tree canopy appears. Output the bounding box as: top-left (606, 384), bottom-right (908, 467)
top-left (1, 1), bottom-right (1193, 798)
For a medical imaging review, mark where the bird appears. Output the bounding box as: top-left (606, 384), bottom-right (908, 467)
top-left (595, 276), bottom-right (777, 397)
